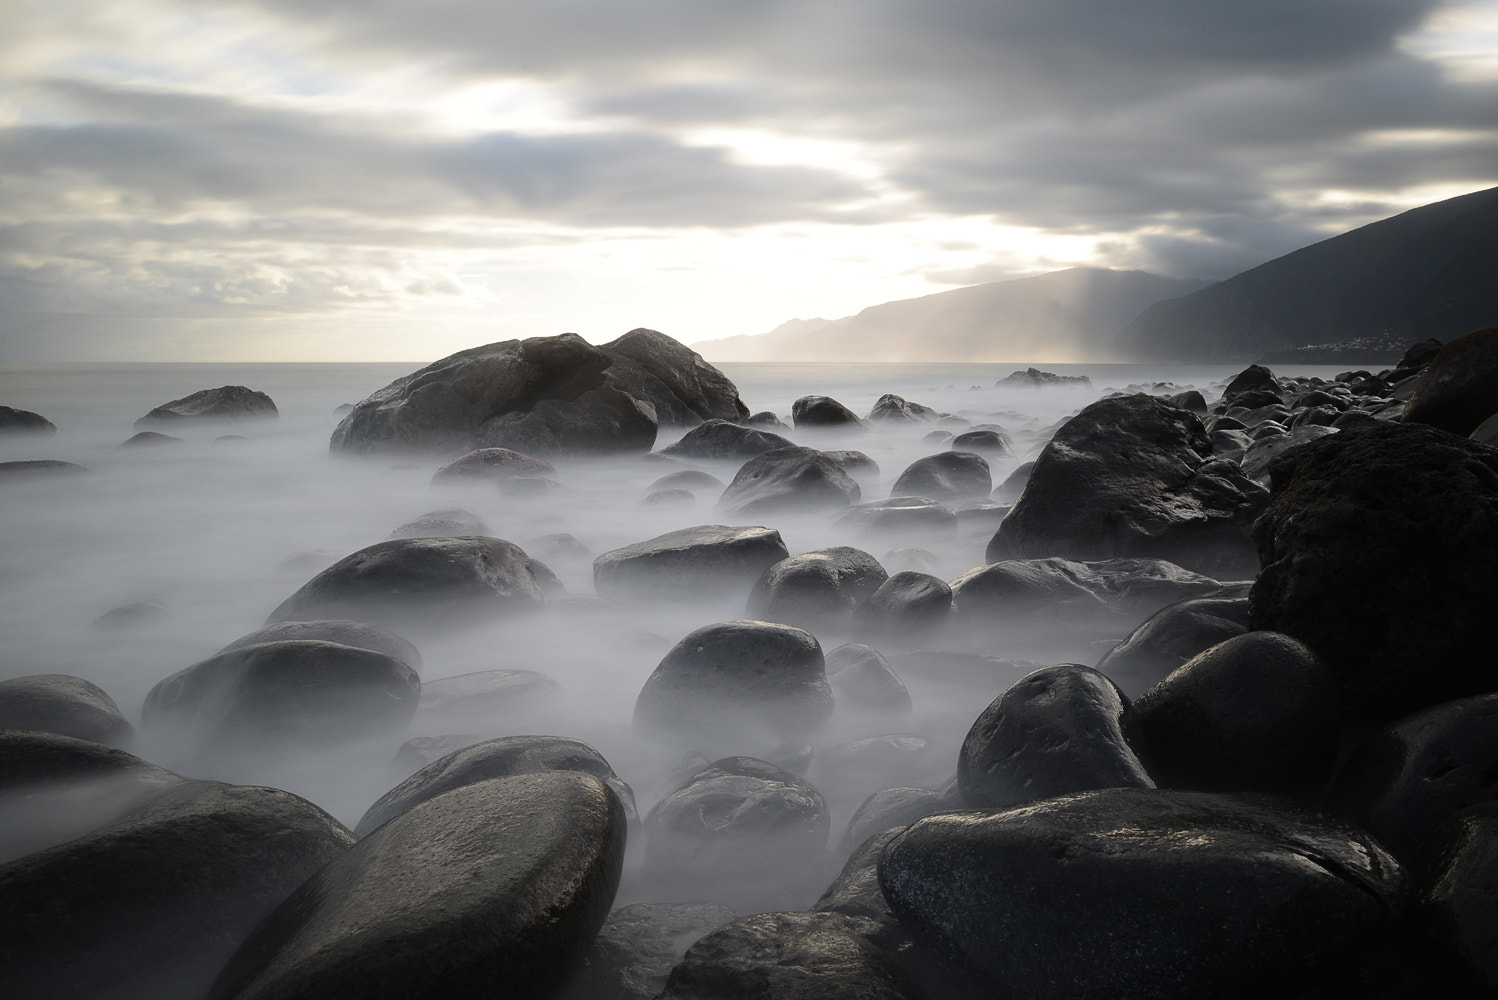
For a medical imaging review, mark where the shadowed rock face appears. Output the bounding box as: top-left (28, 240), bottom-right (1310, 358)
top-left (329, 330), bottom-right (747, 456)
top-left (136, 386), bottom-right (278, 427)
top-left (594, 524), bottom-right (789, 606)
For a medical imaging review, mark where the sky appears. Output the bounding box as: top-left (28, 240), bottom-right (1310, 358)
top-left (2, 0), bottom-right (1497, 362)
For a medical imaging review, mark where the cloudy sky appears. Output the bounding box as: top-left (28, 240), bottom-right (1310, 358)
top-left (3, 0), bottom-right (1496, 361)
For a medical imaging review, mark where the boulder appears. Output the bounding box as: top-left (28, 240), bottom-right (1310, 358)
top-left (824, 644), bottom-right (912, 716)
top-left (746, 547), bottom-right (888, 628)
top-left (0, 405), bottom-right (56, 434)
top-left (0, 459), bottom-right (89, 478)
top-left (1238, 424), bottom-right (1338, 485)
top-left (142, 640), bottom-right (420, 752)
top-left (1095, 592), bottom-right (1252, 697)
top-left (890, 451), bottom-right (992, 503)
top-left (564, 902), bottom-right (738, 1000)
top-left (880, 788), bottom-right (1407, 1000)
top-left (792, 395), bottom-right (865, 429)
top-left (429, 447), bottom-right (555, 484)
top-left (1222, 364), bottom-right (1279, 401)
top-left (1411, 804), bottom-right (1498, 995)
top-left (643, 757), bottom-right (830, 912)
top-left (660, 419), bottom-right (795, 460)
top-left (867, 394), bottom-right (940, 422)
top-left (121, 430), bottom-right (183, 447)
top-left (218, 619), bottom-right (421, 669)
top-left (634, 620), bottom-right (832, 747)
top-left (833, 785), bottom-right (958, 858)
top-left (949, 428), bottom-right (1013, 457)
top-left (989, 394), bottom-right (1267, 574)
top-left (0, 673), bottom-right (133, 746)
top-left (854, 572), bottom-right (952, 648)
top-left (1402, 325), bottom-right (1498, 435)
top-left (1248, 421), bottom-right (1498, 721)
top-left (958, 664), bottom-right (1152, 808)
top-left (412, 669), bottom-right (562, 732)
top-left (209, 772), bottom-right (625, 1000)
top-left (388, 506), bottom-right (489, 539)
top-left (996, 367), bottom-right (1090, 387)
top-left (809, 735), bottom-right (937, 815)
top-left (135, 386), bottom-right (277, 427)
top-left (356, 734), bottom-right (635, 836)
top-left (266, 536), bottom-right (546, 630)
top-left (833, 496), bottom-right (957, 536)
top-left (823, 449), bottom-right (880, 483)
top-left (646, 469), bottom-right (726, 494)
top-left (593, 524), bottom-right (788, 605)
top-left (1, 780), bottom-right (352, 1000)
top-left (1123, 631), bottom-right (1340, 800)
top-left (717, 446), bottom-right (861, 517)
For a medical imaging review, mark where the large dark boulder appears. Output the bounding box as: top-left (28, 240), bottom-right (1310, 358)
top-left (0, 405), bottom-right (56, 434)
top-left (855, 571), bottom-right (952, 648)
top-left (1402, 325), bottom-right (1498, 435)
top-left (218, 619), bottom-right (421, 669)
top-left (958, 664), bottom-right (1152, 809)
top-left (660, 419), bottom-right (795, 460)
top-left (355, 734), bottom-right (635, 836)
top-left (792, 395), bottom-right (865, 429)
top-left (266, 536), bottom-right (546, 630)
top-left (329, 330), bottom-right (745, 456)
top-left (1248, 421), bottom-right (1498, 721)
top-left (209, 772), bottom-right (625, 1000)
top-left (634, 620), bottom-right (832, 747)
top-left (889, 451), bottom-right (992, 502)
top-left (717, 446), bottom-right (861, 517)
top-left (0, 780), bottom-right (353, 1000)
top-left (746, 547), bottom-right (888, 629)
top-left (142, 640), bottom-right (420, 752)
top-left (989, 394), bottom-right (1267, 574)
top-left (136, 385), bottom-right (277, 427)
top-left (564, 902), bottom-right (738, 1000)
top-left (0, 673), bottom-right (133, 746)
top-left (643, 757), bottom-right (830, 912)
top-left (880, 788), bottom-right (1407, 1000)
top-left (388, 506), bottom-right (490, 539)
top-left (593, 524), bottom-right (788, 605)
top-left (1096, 592), bottom-right (1252, 697)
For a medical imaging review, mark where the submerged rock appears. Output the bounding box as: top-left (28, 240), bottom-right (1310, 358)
top-left (0, 673), bottom-right (134, 747)
top-left (429, 446), bottom-right (556, 484)
top-left (717, 446), bottom-right (861, 517)
top-left (659, 419), bottom-right (794, 460)
top-left (0, 406), bottom-right (56, 434)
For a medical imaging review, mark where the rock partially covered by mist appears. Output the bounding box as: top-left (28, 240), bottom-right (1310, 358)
top-left (387, 505), bottom-right (490, 539)
top-left (267, 536), bottom-right (547, 631)
top-left (792, 395), bottom-right (866, 429)
top-left (430, 446), bottom-right (556, 484)
top-left (950, 427), bottom-right (1013, 457)
top-left (855, 572), bottom-right (953, 649)
top-left (142, 639), bottom-right (421, 753)
top-left (412, 669), bottom-right (563, 734)
top-left (867, 393), bottom-right (941, 423)
top-left (219, 619), bottom-right (422, 670)
top-left (565, 902), bottom-right (738, 1000)
top-left (746, 546), bottom-right (888, 629)
top-left (0, 730), bottom-right (185, 864)
top-left (0, 780), bottom-right (352, 1000)
top-left (659, 419), bottom-right (794, 460)
top-left (1124, 632), bottom-right (1339, 801)
top-left (890, 451), bottom-right (992, 502)
top-left (0, 405), bottom-right (56, 435)
top-left (824, 643), bottom-right (913, 717)
top-left (356, 734), bottom-right (635, 837)
top-left (635, 620), bottom-right (832, 748)
top-left (594, 525), bottom-right (788, 606)
top-left (329, 330), bottom-right (747, 456)
top-left (0, 673), bottom-right (134, 747)
top-left (1249, 422), bottom-right (1498, 722)
top-left (996, 367), bottom-right (1091, 387)
top-left (643, 757), bottom-right (830, 912)
top-left (717, 446), bottom-right (862, 517)
top-left (0, 458), bottom-right (90, 478)
top-left (880, 788), bottom-right (1406, 1000)
top-left (958, 664), bottom-right (1151, 809)
top-left (834, 785), bottom-right (958, 859)
top-left (1095, 591), bottom-right (1251, 698)
top-left (135, 385), bottom-right (278, 428)
top-left (835, 496), bottom-right (958, 537)
top-left (209, 771), bottom-right (625, 1000)
top-left (1402, 325), bottom-right (1498, 435)
top-left (656, 910), bottom-right (921, 1000)
top-left (990, 394), bottom-right (1267, 574)
top-left (1329, 693), bottom-right (1498, 861)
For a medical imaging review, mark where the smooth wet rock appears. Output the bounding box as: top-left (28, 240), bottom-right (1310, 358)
top-left (413, 669), bottom-right (562, 732)
top-left (219, 619), bottom-right (421, 669)
top-left (357, 734), bottom-right (634, 836)
top-left (746, 546), bottom-right (888, 629)
top-left (136, 385), bottom-right (278, 427)
top-left (958, 664), bottom-right (1152, 808)
top-left (142, 640), bottom-right (420, 752)
top-left (0, 674), bottom-right (133, 747)
top-left (1330, 693), bottom-right (1498, 860)
top-left (792, 395), bottom-right (865, 429)
top-left (1411, 804), bottom-right (1498, 995)
top-left (643, 757), bottom-right (830, 912)
top-left (1124, 631), bottom-right (1340, 800)
top-left (594, 524), bottom-right (788, 605)
top-left (1223, 364), bottom-right (1279, 400)
top-left (429, 446), bottom-right (556, 484)
top-left (890, 451), bottom-right (991, 503)
top-left (1403, 325), bottom-right (1498, 435)
top-left (209, 771), bottom-right (625, 1000)
top-left (634, 620), bottom-right (832, 747)
top-left (834, 496), bottom-right (957, 535)
top-left (991, 460), bottom-right (1033, 501)
top-left (1238, 424), bottom-right (1338, 485)
top-left (388, 506), bottom-right (489, 539)
top-left (823, 449), bottom-right (879, 482)
top-left (810, 735), bottom-right (936, 815)
top-left (880, 787), bottom-right (1407, 1000)
top-left (824, 644), bottom-right (913, 716)
top-left (996, 367), bottom-right (1090, 387)
top-left (1096, 591), bottom-right (1252, 697)
top-left (121, 430), bottom-right (183, 447)
top-left (990, 394), bottom-right (1267, 573)
top-left (1, 780), bottom-right (352, 1000)
top-left (659, 418), bottom-right (794, 460)
top-left (1249, 421), bottom-right (1498, 721)
top-left (565, 902), bottom-right (738, 1000)
top-left (834, 785), bottom-right (959, 858)
top-left (0, 405), bottom-right (56, 434)
top-left (267, 536), bottom-right (546, 630)
top-left (950, 428), bottom-right (1013, 457)
top-left (717, 446), bottom-right (861, 517)
top-left (867, 394), bottom-right (940, 423)
top-left (855, 571), bottom-right (952, 648)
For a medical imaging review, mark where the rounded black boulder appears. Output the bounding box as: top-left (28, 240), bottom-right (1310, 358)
top-left (0, 780), bottom-right (353, 1000)
top-left (218, 619), bottom-right (421, 669)
top-left (1248, 421), bottom-right (1498, 721)
top-left (824, 643), bottom-right (912, 716)
top-left (659, 418), bottom-right (794, 460)
top-left (0, 673), bottom-right (133, 746)
top-left (855, 571), bottom-right (952, 648)
top-left (717, 446), bottom-right (861, 517)
top-left (266, 536), bottom-right (546, 630)
top-left (958, 664), bottom-right (1152, 809)
top-left (879, 787), bottom-right (1407, 1000)
top-left (210, 771), bottom-right (626, 1000)
top-left (430, 446), bottom-right (556, 484)
top-left (890, 451), bottom-right (992, 502)
top-left (746, 546), bottom-right (888, 628)
top-left (1096, 592), bottom-right (1251, 697)
top-left (593, 524), bottom-right (789, 606)
top-left (0, 405), bottom-right (56, 434)
top-left (142, 639), bottom-right (420, 751)
top-left (356, 734), bottom-right (635, 836)
top-left (792, 394), bottom-right (864, 429)
top-left (1412, 804), bottom-right (1498, 995)
top-left (1402, 325), bottom-right (1498, 435)
top-left (135, 385), bottom-right (278, 427)
top-left (1124, 631), bottom-right (1340, 800)
top-left (634, 620), bottom-right (832, 746)
top-left (564, 901), bottom-right (737, 1000)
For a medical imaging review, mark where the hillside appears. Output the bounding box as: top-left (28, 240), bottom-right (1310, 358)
top-left (692, 268), bottom-right (1207, 362)
top-left (1115, 185), bottom-right (1498, 362)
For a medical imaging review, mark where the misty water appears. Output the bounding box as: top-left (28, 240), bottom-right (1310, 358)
top-left (0, 358), bottom-right (1350, 910)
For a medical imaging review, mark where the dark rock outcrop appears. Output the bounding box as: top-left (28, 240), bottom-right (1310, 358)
top-left (792, 395), bottom-right (865, 429)
top-left (565, 902), bottom-right (737, 1000)
top-left (136, 386), bottom-right (277, 427)
top-left (996, 367), bottom-right (1091, 387)
top-left (659, 419), bottom-right (795, 460)
top-left (746, 547), bottom-right (888, 629)
top-left (1402, 325), bottom-right (1498, 435)
top-left (1096, 592), bottom-right (1252, 697)
top-left (0, 406), bottom-right (56, 434)
top-left (0, 459), bottom-right (89, 478)
top-left (867, 394), bottom-right (940, 422)
top-left (717, 446), bottom-right (861, 517)
top-left (0, 673), bottom-right (133, 746)
top-left (388, 506), bottom-right (489, 539)
top-left (430, 447), bottom-right (555, 484)
top-left (218, 620), bottom-right (421, 669)
top-left (889, 451), bottom-right (992, 502)
top-left (824, 644), bottom-right (913, 716)
top-left (593, 524), bottom-right (788, 605)
top-left (854, 571), bottom-right (952, 648)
